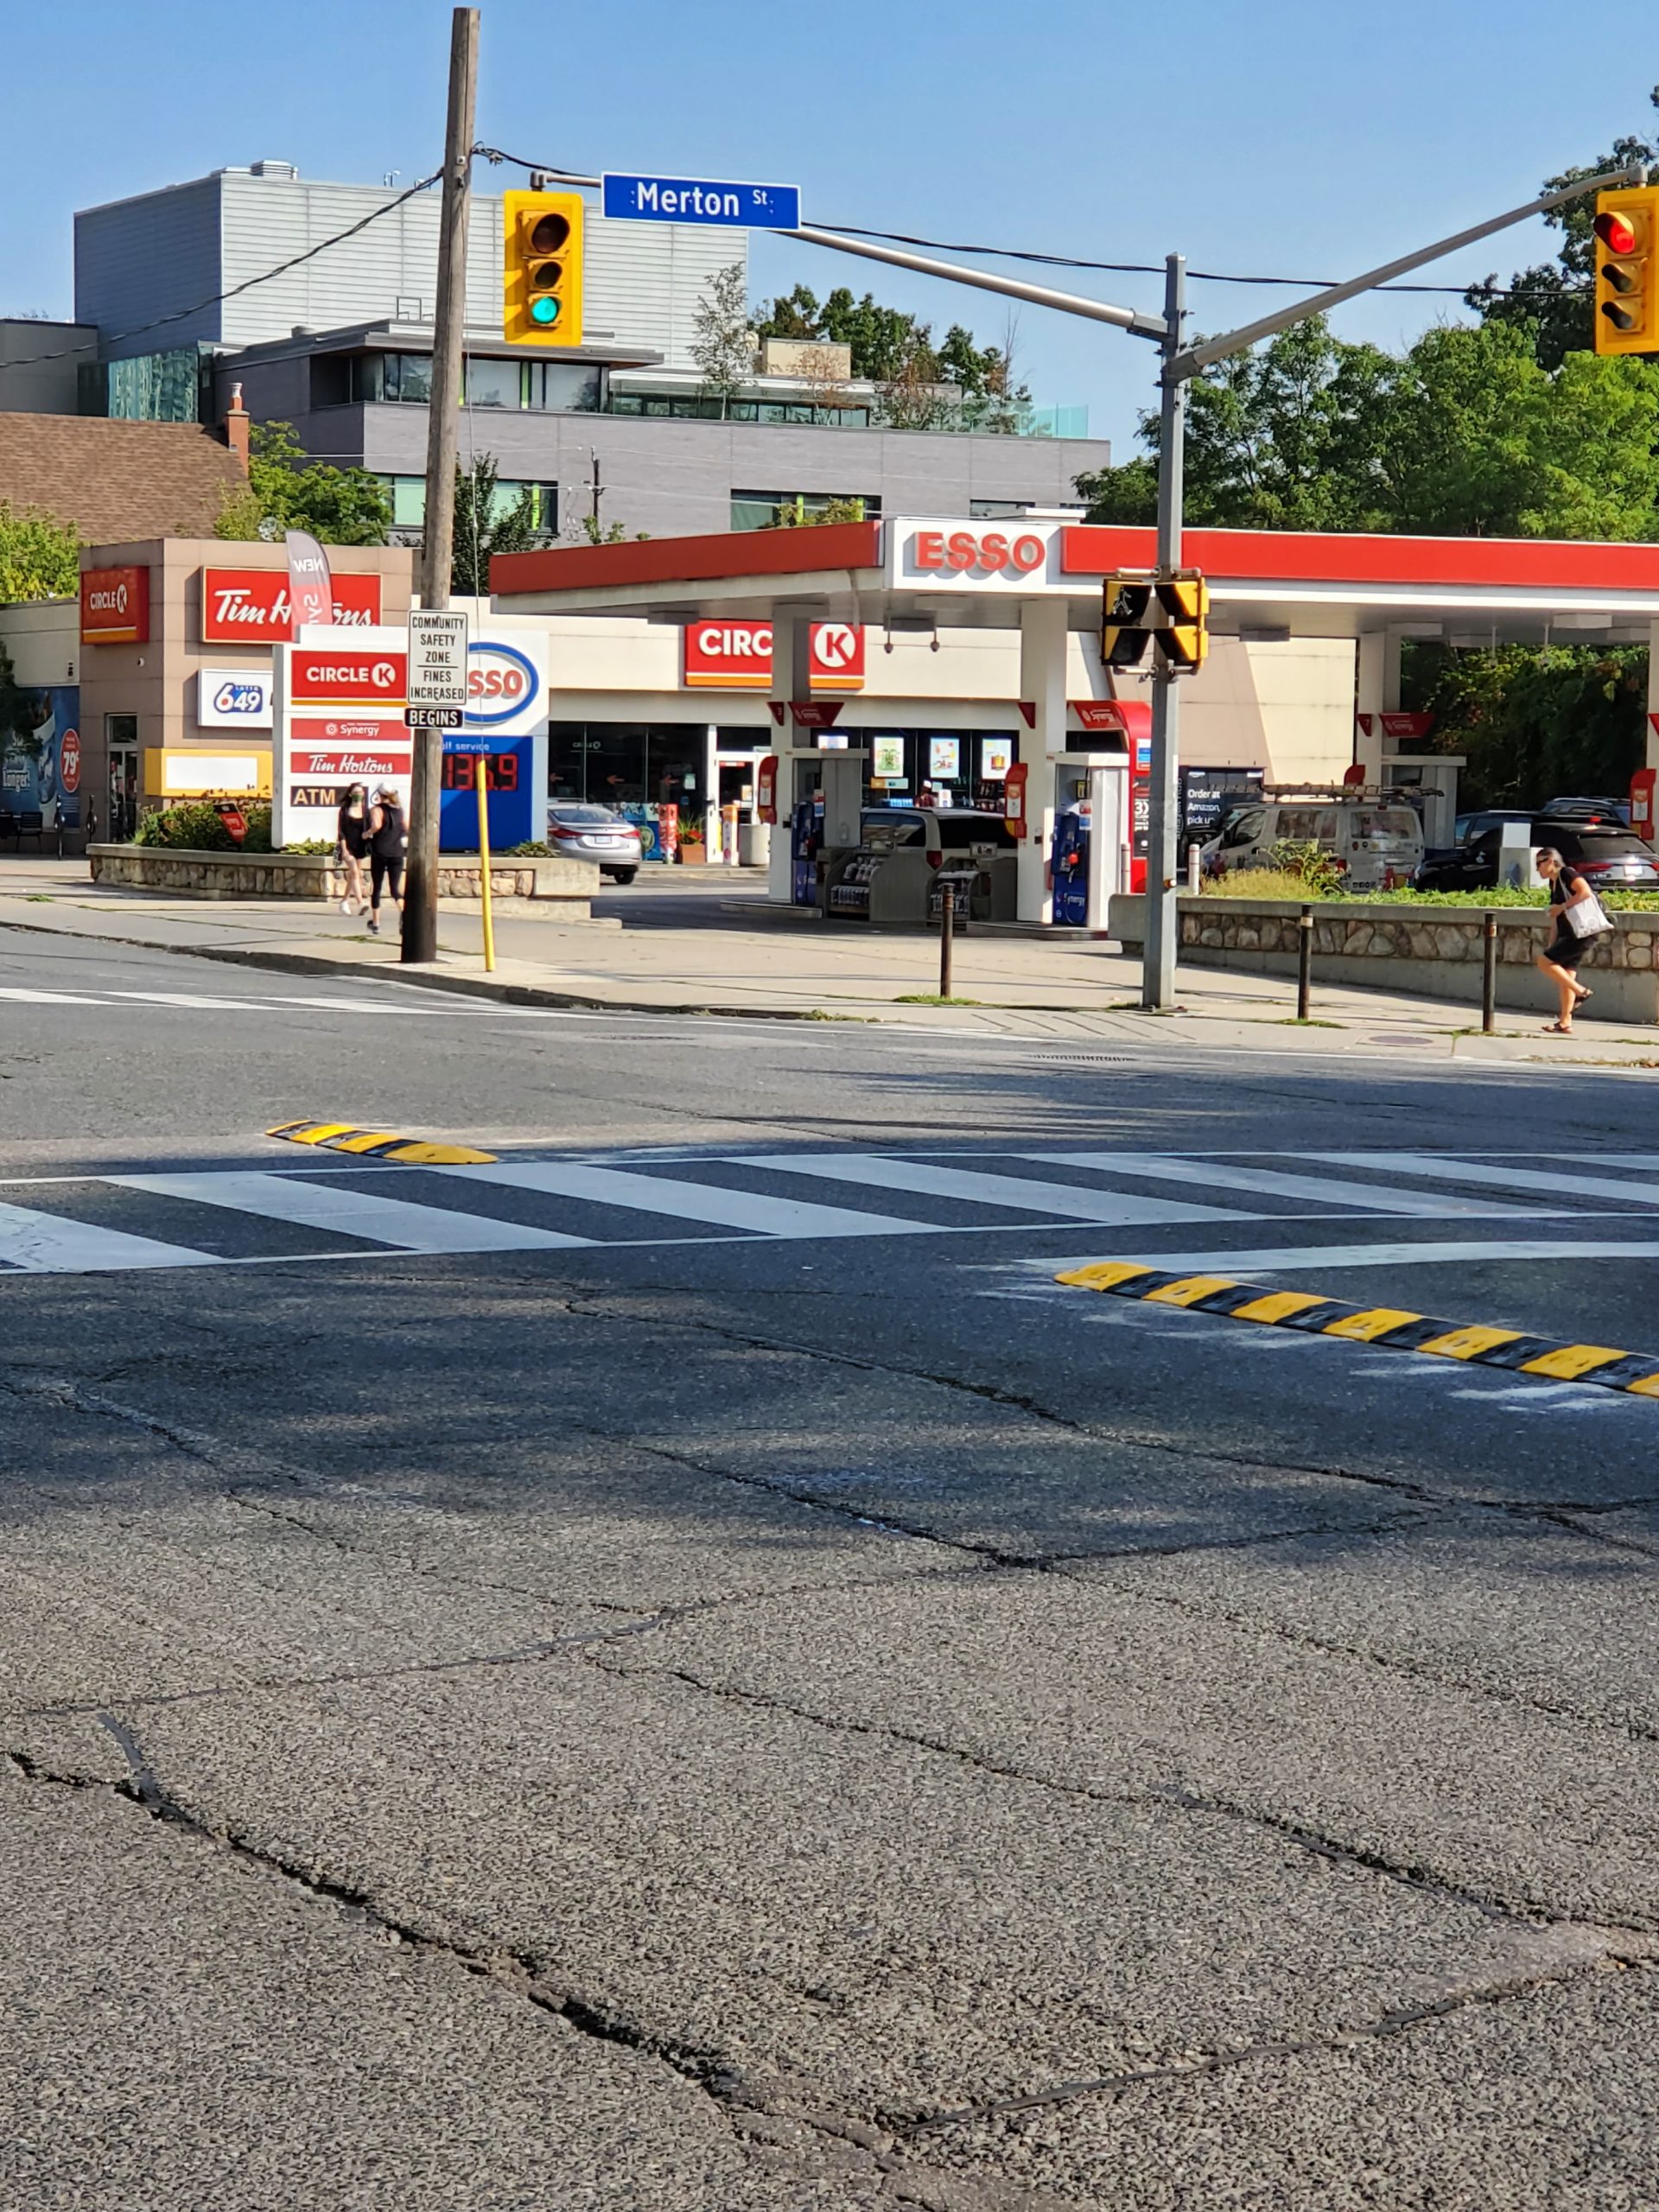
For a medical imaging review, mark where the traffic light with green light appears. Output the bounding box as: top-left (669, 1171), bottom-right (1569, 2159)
top-left (503, 189), bottom-right (585, 347)
top-left (1593, 187), bottom-right (1659, 355)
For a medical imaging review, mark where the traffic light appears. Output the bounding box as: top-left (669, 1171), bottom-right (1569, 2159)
top-left (1155, 573), bottom-right (1210, 669)
top-left (1593, 187), bottom-right (1659, 355)
top-left (1102, 575), bottom-right (1154, 667)
top-left (503, 189), bottom-right (585, 346)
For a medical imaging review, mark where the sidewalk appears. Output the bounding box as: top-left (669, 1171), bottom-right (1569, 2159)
top-left (4, 855), bottom-right (1657, 1066)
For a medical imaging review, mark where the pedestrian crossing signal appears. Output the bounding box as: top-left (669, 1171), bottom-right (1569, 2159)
top-left (1593, 187), bottom-right (1659, 355)
top-left (504, 189), bottom-right (585, 347)
top-left (1102, 575), bottom-right (1154, 668)
top-left (1155, 573), bottom-right (1210, 669)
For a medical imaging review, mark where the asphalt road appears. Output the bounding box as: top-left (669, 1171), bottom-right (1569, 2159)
top-left (3, 922), bottom-right (1658, 2210)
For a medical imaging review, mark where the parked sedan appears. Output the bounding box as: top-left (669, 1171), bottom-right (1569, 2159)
top-left (1415, 817), bottom-right (1659, 893)
top-left (546, 804), bottom-right (643, 882)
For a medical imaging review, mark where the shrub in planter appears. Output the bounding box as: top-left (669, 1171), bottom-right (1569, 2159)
top-left (132, 800), bottom-right (274, 853)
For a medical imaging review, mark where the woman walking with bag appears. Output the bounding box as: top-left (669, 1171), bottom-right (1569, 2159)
top-left (334, 783), bottom-right (370, 917)
top-left (365, 784), bottom-right (407, 938)
top-left (1534, 847), bottom-right (1607, 1033)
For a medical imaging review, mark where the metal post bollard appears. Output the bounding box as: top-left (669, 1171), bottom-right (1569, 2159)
top-left (1186, 842), bottom-right (1201, 895)
top-left (1482, 910), bottom-right (1497, 1034)
top-left (939, 884), bottom-right (955, 999)
top-left (1297, 904), bottom-right (1313, 1021)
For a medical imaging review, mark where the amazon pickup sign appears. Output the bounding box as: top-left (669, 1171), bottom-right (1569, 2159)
top-left (272, 626), bottom-right (410, 848)
top-left (683, 620), bottom-right (865, 692)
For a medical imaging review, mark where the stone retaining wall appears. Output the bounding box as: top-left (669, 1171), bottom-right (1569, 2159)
top-left (88, 844), bottom-right (597, 912)
top-left (1108, 893), bottom-right (1659, 1024)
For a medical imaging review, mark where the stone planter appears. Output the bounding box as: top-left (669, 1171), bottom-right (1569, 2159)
top-left (1108, 891), bottom-right (1659, 1025)
top-left (87, 843), bottom-right (598, 913)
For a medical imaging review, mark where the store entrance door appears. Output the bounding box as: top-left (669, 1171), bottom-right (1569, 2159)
top-left (107, 743), bottom-right (139, 844)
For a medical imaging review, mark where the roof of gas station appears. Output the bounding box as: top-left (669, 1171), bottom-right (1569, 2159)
top-left (492, 516), bottom-right (1659, 643)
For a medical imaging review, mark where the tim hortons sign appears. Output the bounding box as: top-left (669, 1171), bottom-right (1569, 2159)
top-left (200, 567), bottom-right (382, 643)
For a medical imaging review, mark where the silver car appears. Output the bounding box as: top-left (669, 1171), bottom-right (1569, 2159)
top-left (547, 803), bottom-right (643, 882)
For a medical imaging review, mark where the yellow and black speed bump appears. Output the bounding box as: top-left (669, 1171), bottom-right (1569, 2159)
top-left (267, 1120), bottom-right (496, 1166)
top-left (1056, 1260), bottom-right (1659, 1400)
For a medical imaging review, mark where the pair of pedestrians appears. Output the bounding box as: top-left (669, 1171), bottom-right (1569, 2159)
top-left (335, 785), bottom-right (407, 936)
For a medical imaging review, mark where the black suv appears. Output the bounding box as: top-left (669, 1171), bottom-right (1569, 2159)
top-left (1415, 817), bottom-right (1659, 893)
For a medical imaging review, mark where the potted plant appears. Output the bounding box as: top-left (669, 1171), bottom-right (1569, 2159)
top-left (679, 821), bottom-right (709, 865)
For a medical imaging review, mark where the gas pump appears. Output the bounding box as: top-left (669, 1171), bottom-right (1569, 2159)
top-left (790, 792), bottom-right (824, 906)
top-left (1048, 760), bottom-right (1128, 927)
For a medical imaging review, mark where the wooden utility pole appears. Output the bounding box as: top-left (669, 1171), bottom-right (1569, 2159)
top-left (404, 4), bottom-right (478, 964)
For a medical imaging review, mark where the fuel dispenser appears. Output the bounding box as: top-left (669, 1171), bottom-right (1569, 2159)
top-left (1049, 760), bottom-right (1129, 929)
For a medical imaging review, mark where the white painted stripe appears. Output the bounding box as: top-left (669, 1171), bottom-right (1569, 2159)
top-left (1306, 1152), bottom-right (1659, 1208)
top-left (1035, 1151), bottom-right (1547, 1218)
top-left (107, 1172), bottom-right (594, 1254)
top-left (437, 1160), bottom-right (931, 1239)
top-left (0, 1201), bottom-right (218, 1274)
top-left (1568, 1154), bottom-right (1659, 1173)
top-left (0, 987), bottom-right (102, 1005)
top-left (1034, 1238), bottom-right (1659, 1275)
top-left (102, 991), bottom-right (271, 1010)
top-left (734, 1153), bottom-right (1257, 1226)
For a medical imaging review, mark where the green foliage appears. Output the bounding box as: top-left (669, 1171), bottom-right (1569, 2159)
top-left (1076, 316), bottom-right (1659, 540)
top-left (452, 454), bottom-right (540, 595)
top-left (765, 497), bottom-right (869, 529)
top-left (504, 840), bottom-right (551, 855)
top-left (1202, 868), bottom-right (1335, 901)
top-left (132, 801), bottom-right (274, 853)
top-left (216, 423), bottom-right (391, 546)
top-left (752, 283), bottom-right (1030, 425)
top-left (0, 499), bottom-right (80, 601)
top-left (691, 262), bottom-right (754, 418)
top-left (1268, 837), bottom-right (1347, 896)
top-left (1402, 639), bottom-right (1649, 808)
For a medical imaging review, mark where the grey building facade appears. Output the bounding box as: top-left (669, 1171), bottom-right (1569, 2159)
top-left (56, 162), bottom-right (1109, 545)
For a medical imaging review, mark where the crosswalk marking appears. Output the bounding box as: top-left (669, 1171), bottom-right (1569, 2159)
top-left (735, 1153), bottom-right (1257, 1227)
top-left (0, 1198), bottom-right (220, 1274)
top-left (1035, 1152), bottom-right (1548, 1219)
top-left (107, 1171), bottom-right (594, 1254)
top-left (1027, 1238), bottom-right (1659, 1277)
top-left (0, 987), bottom-right (102, 1005)
top-left (435, 1160), bottom-right (930, 1240)
top-left (1306, 1152), bottom-right (1659, 1208)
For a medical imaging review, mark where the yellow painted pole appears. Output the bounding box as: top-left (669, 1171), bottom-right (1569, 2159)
top-left (474, 753), bottom-right (496, 972)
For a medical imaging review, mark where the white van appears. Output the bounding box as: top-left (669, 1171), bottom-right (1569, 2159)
top-left (1203, 798), bottom-right (1425, 892)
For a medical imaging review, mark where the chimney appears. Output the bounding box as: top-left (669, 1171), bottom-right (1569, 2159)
top-left (222, 382), bottom-right (251, 470)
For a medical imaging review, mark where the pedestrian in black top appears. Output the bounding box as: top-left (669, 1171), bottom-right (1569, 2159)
top-left (366, 785), bottom-right (406, 937)
top-left (1534, 847), bottom-right (1598, 1033)
top-left (335, 783), bottom-right (369, 917)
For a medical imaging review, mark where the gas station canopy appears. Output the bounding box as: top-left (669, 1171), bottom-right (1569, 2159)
top-left (493, 515), bottom-right (1659, 645)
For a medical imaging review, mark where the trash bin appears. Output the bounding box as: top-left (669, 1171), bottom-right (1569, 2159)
top-left (738, 821), bottom-right (771, 868)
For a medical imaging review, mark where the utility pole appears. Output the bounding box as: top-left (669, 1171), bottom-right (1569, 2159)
top-left (1142, 253), bottom-right (1185, 1012)
top-left (404, 4), bottom-right (478, 966)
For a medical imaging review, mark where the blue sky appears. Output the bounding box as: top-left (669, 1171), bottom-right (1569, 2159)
top-left (5, 0), bottom-right (1653, 456)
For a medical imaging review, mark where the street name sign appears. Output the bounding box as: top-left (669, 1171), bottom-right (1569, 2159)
top-left (404, 704), bottom-right (464, 730)
top-left (601, 174), bottom-right (799, 229)
top-left (407, 609), bottom-right (470, 709)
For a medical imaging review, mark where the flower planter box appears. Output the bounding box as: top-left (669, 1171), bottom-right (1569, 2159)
top-left (1108, 892), bottom-right (1659, 1024)
top-left (87, 843), bottom-right (598, 912)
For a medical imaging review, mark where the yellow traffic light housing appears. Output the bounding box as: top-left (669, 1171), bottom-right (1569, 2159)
top-left (1593, 187), bottom-right (1659, 355)
top-left (1102, 575), bottom-right (1154, 668)
top-left (1155, 573), bottom-right (1210, 669)
top-left (504, 188), bottom-right (585, 346)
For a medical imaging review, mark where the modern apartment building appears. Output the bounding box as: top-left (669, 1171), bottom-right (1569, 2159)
top-left (56, 162), bottom-right (1109, 542)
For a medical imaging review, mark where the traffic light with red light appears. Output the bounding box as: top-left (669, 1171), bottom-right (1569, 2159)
top-left (504, 189), bottom-right (585, 346)
top-left (1593, 187), bottom-right (1659, 354)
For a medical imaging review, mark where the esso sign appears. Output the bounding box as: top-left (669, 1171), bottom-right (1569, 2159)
top-left (463, 640), bottom-right (540, 727)
top-left (59, 728), bottom-right (82, 794)
top-left (911, 527), bottom-right (1048, 579)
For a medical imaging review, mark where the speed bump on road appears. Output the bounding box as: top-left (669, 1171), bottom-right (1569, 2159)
top-left (1055, 1260), bottom-right (1659, 1400)
top-left (267, 1120), bottom-right (497, 1166)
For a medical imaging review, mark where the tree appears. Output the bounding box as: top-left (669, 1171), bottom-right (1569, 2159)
top-left (450, 454), bottom-right (540, 595)
top-left (215, 422), bottom-right (391, 545)
top-left (0, 499), bottom-right (79, 601)
top-left (753, 283), bottom-right (1027, 403)
top-left (691, 263), bottom-right (754, 418)
top-left (765, 497), bottom-right (869, 529)
top-left (1403, 638), bottom-right (1648, 807)
top-left (1075, 314), bottom-right (1659, 541)
top-left (1467, 112), bottom-right (1659, 369)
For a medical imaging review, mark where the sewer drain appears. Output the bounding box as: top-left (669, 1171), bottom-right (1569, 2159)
top-left (1033, 1052), bottom-right (1135, 1065)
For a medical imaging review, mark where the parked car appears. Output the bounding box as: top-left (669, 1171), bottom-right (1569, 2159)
top-left (1203, 797), bottom-right (1425, 891)
top-left (1541, 794), bottom-right (1632, 828)
top-left (1414, 817), bottom-right (1659, 893)
top-left (546, 803), bottom-right (643, 882)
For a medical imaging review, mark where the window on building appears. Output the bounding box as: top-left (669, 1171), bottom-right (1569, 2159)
top-left (607, 391), bottom-right (868, 429)
top-left (730, 491), bottom-right (880, 531)
top-left (352, 353), bottom-right (435, 404)
top-left (461, 358), bottom-right (518, 409)
top-left (524, 360), bottom-right (602, 412)
top-left (380, 475), bottom-right (557, 536)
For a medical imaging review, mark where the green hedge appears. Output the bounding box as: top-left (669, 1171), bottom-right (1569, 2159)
top-left (132, 801), bottom-right (274, 854)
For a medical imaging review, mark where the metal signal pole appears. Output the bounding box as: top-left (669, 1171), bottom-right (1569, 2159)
top-left (1142, 253), bottom-right (1185, 1012)
top-left (404, 4), bottom-right (478, 965)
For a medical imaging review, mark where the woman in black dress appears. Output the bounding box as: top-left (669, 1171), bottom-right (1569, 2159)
top-left (334, 783), bottom-right (369, 916)
top-left (1533, 847), bottom-right (1597, 1034)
